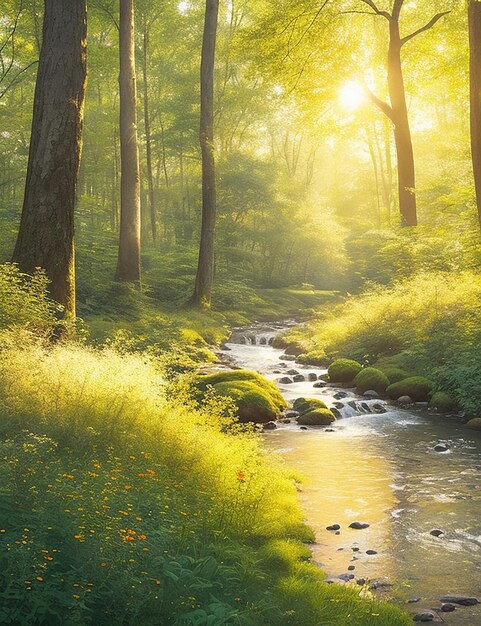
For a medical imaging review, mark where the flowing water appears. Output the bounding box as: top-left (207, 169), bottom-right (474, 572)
top-left (222, 323), bottom-right (481, 624)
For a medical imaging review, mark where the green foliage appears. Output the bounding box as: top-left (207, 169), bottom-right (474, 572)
top-left (0, 263), bottom-right (59, 332)
top-left (297, 409), bottom-right (336, 426)
top-left (328, 359), bottom-right (362, 383)
top-left (429, 391), bottom-right (457, 413)
top-left (212, 380), bottom-right (282, 423)
top-left (386, 377), bottom-right (434, 402)
top-left (353, 368), bottom-right (390, 394)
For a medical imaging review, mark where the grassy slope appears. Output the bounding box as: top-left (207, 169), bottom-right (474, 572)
top-left (280, 271), bottom-right (481, 414)
top-left (0, 337), bottom-right (411, 625)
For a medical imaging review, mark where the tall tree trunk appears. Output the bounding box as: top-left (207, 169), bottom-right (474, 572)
top-left (191, 0), bottom-right (219, 308)
top-left (116, 0), bottom-right (141, 283)
top-left (142, 26), bottom-right (156, 243)
top-left (387, 20), bottom-right (417, 226)
top-left (12, 0), bottom-right (87, 318)
top-left (469, 0), bottom-right (481, 230)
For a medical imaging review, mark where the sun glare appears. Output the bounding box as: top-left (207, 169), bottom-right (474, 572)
top-left (339, 81), bottom-right (365, 110)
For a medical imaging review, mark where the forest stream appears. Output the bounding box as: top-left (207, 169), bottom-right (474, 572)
top-left (220, 322), bottom-right (481, 625)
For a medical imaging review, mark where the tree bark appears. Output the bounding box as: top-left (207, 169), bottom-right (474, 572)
top-left (191, 0), bottom-right (219, 308)
top-left (469, 0), bottom-right (481, 230)
top-left (12, 0), bottom-right (87, 318)
top-left (142, 26), bottom-right (156, 243)
top-left (387, 19), bottom-right (417, 226)
top-left (116, 0), bottom-right (141, 283)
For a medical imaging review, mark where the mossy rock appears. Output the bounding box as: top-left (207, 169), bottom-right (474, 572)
top-left (293, 397), bottom-right (328, 413)
top-left (296, 351), bottom-right (327, 366)
top-left (429, 392), bottom-right (457, 413)
top-left (297, 408), bottom-right (336, 426)
top-left (353, 367), bottom-right (390, 394)
top-left (379, 367), bottom-right (411, 385)
top-left (328, 358), bottom-right (362, 383)
top-left (467, 418), bottom-right (481, 430)
top-left (386, 377), bottom-right (434, 402)
top-left (213, 381), bottom-right (282, 423)
top-left (196, 369), bottom-right (286, 411)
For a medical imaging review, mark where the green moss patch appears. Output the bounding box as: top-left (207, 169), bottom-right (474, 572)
top-left (379, 366), bottom-right (411, 385)
top-left (293, 397), bottom-right (328, 414)
top-left (297, 408), bottom-right (336, 426)
top-left (429, 392), bottom-right (457, 413)
top-left (328, 359), bottom-right (362, 383)
top-left (386, 376), bottom-right (434, 402)
top-left (353, 367), bottom-right (389, 394)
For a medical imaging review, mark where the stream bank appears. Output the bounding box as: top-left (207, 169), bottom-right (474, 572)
top-left (218, 322), bottom-right (481, 625)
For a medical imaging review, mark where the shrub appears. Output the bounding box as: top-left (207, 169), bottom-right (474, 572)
top-left (429, 392), bottom-right (457, 413)
top-left (353, 367), bottom-right (390, 394)
top-left (293, 398), bottom-right (328, 414)
top-left (0, 263), bottom-right (59, 332)
top-left (379, 367), bottom-right (411, 384)
top-left (328, 358), bottom-right (362, 383)
top-left (386, 377), bottom-right (434, 402)
top-left (297, 408), bottom-right (336, 426)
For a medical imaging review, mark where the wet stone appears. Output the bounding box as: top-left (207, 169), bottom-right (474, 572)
top-left (413, 611), bottom-right (435, 622)
top-left (348, 565), bottom-right (355, 571)
top-left (440, 604), bottom-right (456, 612)
top-left (434, 444), bottom-right (449, 453)
top-left (439, 596), bottom-right (479, 606)
top-left (349, 522), bottom-right (370, 530)
top-left (308, 373), bottom-right (318, 381)
top-left (366, 550), bottom-right (378, 555)
top-left (338, 573), bottom-right (355, 581)
top-left (326, 524), bottom-right (341, 531)
top-left (430, 529), bottom-right (444, 537)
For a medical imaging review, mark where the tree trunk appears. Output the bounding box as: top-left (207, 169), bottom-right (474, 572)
top-left (387, 20), bottom-right (417, 226)
top-left (191, 0), bottom-right (219, 308)
top-left (12, 0), bottom-right (87, 318)
top-left (469, 0), bottom-right (481, 230)
top-left (142, 26), bottom-right (156, 243)
top-left (116, 0), bottom-right (141, 283)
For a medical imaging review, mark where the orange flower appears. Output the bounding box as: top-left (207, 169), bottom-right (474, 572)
top-left (236, 471), bottom-right (246, 481)
top-left (100, 562), bottom-right (108, 567)
top-left (36, 577), bottom-right (43, 582)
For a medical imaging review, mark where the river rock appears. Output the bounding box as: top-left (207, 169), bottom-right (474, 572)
top-left (357, 578), bottom-right (366, 586)
top-left (334, 402), bottom-right (345, 409)
top-left (279, 355), bottom-right (296, 362)
top-left (279, 418), bottom-right (291, 424)
top-left (278, 377), bottom-right (293, 384)
top-left (326, 524), bottom-right (341, 531)
top-left (313, 381), bottom-right (326, 388)
top-left (360, 402), bottom-right (371, 413)
top-left (430, 529), bottom-right (444, 537)
top-left (349, 522), bottom-right (370, 530)
top-left (330, 408), bottom-right (342, 419)
top-left (263, 421), bottom-right (277, 430)
top-left (440, 604), bottom-right (456, 612)
top-left (366, 549), bottom-right (378, 555)
top-left (293, 374), bottom-right (305, 382)
top-left (300, 426), bottom-right (308, 430)
top-left (352, 547), bottom-right (360, 552)
top-left (308, 373), bottom-right (318, 381)
top-left (287, 369), bottom-right (299, 375)
top-left (219, 344), bottom-right (231, 351)
top-left (407, 598), bottom-right (421, 604)
top-left (348, 565), bottom-right (355, 571)
top-left (398, 395), bottom-right (414, 405)
top-left (439, 596), bottom-right (479, 606)
top-left (434, 444), bottom-right (449, 452)
top-left (338, 573), bottom-right (355, 581)
top-left (413, 611), bottom-right (435, 622)
top-left (372, 403), bottom-right (387, 414)
top-left (363, 390), bottom-right (380, 399)
top-left (284, 410), bottom-right (299, 418)
top-left (334, 392), bottom-right (348, 399)
top-left (325, 428), bottom-right (336, 432)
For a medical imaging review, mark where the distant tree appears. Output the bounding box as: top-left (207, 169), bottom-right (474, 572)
top-left (116, 0), bottom-right (141, 283)
top-left (358, 0), bottom-right (449, 227)
top-left (191, 0), bottom-right (219, 308)
top-left (12, 0), bottom-right (87, 317)
top-left (469, 0), bottom-right (481, 230)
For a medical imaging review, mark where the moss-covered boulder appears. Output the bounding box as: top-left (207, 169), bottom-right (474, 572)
top-left (429, 392), bottom-right (457, 413)
top-left (467, 418), bottom-right (481, 430)
top-left (386, 377), bottom-right (434, 402)
top-left (293, 397), bottom-right (328, 414)
top-left (380, 367), bottom-right (411, 385)
top-left (353, 368), bottom-right (390, 394)
top-left (297, 408), bottom-right (336, 426)
top-left (328, 359), bottom-right (362, 383)
top-left (194, 369), bottom-right (287, 423)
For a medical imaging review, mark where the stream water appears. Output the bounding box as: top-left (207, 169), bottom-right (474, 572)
top-left (222, 323), bottom-right (481, 624)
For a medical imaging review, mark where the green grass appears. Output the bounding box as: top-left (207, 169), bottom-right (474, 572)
top-left (0, 335), bottom-right (411, 625)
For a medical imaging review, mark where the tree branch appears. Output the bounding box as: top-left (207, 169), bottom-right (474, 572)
top-left (363, 83), bottom-right (394, 121)
top-left (358, 0), bottom-right (391, 19)
top-left (392, 0), bottom-right (405, 21)
top-left (400, 11), bottom-right (451, 46)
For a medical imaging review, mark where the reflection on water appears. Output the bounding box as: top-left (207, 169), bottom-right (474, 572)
top-left (223, 331), bottom-right (481, 625)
